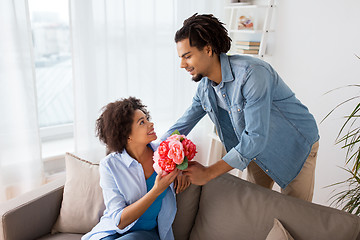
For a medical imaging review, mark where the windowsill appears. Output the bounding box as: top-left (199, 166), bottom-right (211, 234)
top-left (42, 137), bottom-right (74, 176)
top-left (42, 137), bottom-right (74, 160)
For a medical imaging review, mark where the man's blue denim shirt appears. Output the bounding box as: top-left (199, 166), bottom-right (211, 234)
top-left (163, 53), bottom-right (319, 188)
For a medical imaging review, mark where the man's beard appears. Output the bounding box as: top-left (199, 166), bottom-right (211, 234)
top-left (192, 74), bottom-right (203, 82)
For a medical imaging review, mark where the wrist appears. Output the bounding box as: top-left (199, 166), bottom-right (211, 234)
top-left (207, 160), bottom-right (233, 181)
top-left (149, 187), bottom-right (162, 198)
top-left (205, 166), bottom-right (216, 182)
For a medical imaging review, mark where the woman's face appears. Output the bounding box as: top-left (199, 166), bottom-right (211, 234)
top-left (128, 109), bottom-right (157, 145)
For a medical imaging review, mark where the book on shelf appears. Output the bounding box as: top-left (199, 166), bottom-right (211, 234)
top-left (235, 41), bottom-right (260, 46)
top-left (235, 44), bottom-right (260, 50)
top-left (236, 48), bottom-right (259, 54)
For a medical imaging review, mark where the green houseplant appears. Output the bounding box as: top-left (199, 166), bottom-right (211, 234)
top-left (322, 56), bottom-right (360, 214)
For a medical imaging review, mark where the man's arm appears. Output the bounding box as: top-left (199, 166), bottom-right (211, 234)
top-left (182, 160), bottom-right (233, 185)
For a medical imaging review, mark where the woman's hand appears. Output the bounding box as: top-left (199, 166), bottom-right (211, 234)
top-left (174, 173), bottom-right (191, 194)
top-left (118, 169), bottom-right (179, 230)
top-left (152, 169), bottom-right (180, 195)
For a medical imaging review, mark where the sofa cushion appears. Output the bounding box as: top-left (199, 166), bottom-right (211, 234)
top-left (266, 218), bottom-right (294, 240)
top-left (52, 153), bottom-right (105, 234)
top-left (189, 173), bottom-right (360, 240)
top-left (38, 233), bottom-right (82, 240)
top-left (172, 184), bottom-right (201, 240)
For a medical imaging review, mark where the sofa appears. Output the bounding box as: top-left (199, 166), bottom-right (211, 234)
top-left (1, 153), bottom-right (360, 240)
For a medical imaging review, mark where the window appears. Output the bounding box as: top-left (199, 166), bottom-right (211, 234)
top-left (28, 0), bottom-right (74, 161)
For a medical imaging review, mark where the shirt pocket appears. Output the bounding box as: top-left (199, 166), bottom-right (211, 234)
top-left (231, 103), bottom-right (245, 129)
top-left (201, 100), bottom-right (216, 123)
top-left (201, 99), bottom-right (213, 113)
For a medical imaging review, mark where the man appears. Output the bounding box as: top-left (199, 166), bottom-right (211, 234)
top-left (162, 13), bottom-right (319, 201)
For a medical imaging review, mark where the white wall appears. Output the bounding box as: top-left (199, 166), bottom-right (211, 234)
top-left (268, 0), bottom-right (360, 206)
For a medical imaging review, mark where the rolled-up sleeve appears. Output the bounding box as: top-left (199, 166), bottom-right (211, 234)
top-left (223, 65), bottom-right (272, 170)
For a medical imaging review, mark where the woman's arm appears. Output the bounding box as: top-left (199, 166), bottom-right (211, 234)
top-left (118, 169), bottom-right (179, 230)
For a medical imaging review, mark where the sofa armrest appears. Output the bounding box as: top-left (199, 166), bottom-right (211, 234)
top-left (0, 177), bottom-right (65, 240)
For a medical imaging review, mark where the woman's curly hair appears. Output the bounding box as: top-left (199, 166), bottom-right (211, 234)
top-left (95, 97), bottom-right (149, 153)
top-left (175, 13), bottom-right (232, 55)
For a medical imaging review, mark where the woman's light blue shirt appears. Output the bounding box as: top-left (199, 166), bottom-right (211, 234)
top-left (130, 171), bottom-right (167, 231)
top-left (162, 53), bottom-right (319, 188)
top-left (81, 142), bottom-right (176, 240)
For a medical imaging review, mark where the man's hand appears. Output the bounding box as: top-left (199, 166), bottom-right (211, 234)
top-left (183, 161), bottom-right (211, 186)
top-left (174, 174), bottom-right (191, 194)
top-left (183, 160), bottom-right (234, 186)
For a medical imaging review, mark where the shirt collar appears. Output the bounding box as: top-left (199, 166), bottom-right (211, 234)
top-left (114, 142), bottom-right (159, 168)
top-left (113, 149), bottom-right (136, 168)
top-left (220, 53), bottom-right (234, 83)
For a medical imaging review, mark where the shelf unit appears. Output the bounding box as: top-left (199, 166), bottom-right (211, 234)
top-left (225, 0), bottom-right (275, 58)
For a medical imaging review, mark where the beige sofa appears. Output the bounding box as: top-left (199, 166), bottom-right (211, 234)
top-left (1, 171), bottom-right (360, 240)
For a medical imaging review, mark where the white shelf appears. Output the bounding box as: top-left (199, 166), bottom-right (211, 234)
top-left (230, 29), bottom-right (262, 34)
top-left (230, 29), bottom-right (275, 34)
top-left (225, 0), bottom-right (275, 58)
top-left (225, 4), bottom-right (269, 9)
top-left (228, 52), bottom-right (258, 56)
top-left (208, 131), bottom-right (221, 142)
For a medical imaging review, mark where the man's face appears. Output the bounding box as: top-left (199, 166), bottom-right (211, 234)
top-left (176, 38), bottom-right (212, 82)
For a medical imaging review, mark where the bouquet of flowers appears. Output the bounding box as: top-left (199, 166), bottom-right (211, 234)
top-left (153, 130), bottom-right (197, 175)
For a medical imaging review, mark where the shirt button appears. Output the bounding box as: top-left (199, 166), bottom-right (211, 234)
top-left (223, 94), bottom-right (226, 98)
top-left (237, 108), bottom-right (241, 112)
top-left (228, 111), bottom-right (231, 114)
top-left (204, 107), bottom-right (206, 110)
top-left (253, 158), bottom-right (256, 161)
top-left (266, 169), bottom-right (269, 172)
top-left (234, 127), bottom-right (236, 131)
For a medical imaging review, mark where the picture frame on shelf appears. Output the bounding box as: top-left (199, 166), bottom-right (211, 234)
top-left (224, 0), bottom-right (276, 58)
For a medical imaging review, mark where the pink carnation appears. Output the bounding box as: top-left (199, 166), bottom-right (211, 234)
top-left (167, 140), bottom-right (184, 164)
top-left (166, 134), bottom-right (185, 142)
top-left (158, 141), bottom-right (169, 158)
top-left (153, 161), bottom-right (164, 175)
top-left (153, 150), bottom-right (160, 163)
top-left (153, 151), bottom-right (168, 176)
top-left (158, 156), bottom-right (176, 173)
top-left (152, 131), bottom-right (197, 174)
top-left (182, 138), bottom-right (197, 160)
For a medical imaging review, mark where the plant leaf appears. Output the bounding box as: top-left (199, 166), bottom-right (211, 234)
top-left (171, 129), bottom-right (181, 136)
top-left (176, 156), bottom-right (188, 170)
top-left (321, 96), bottom-right (360, 124)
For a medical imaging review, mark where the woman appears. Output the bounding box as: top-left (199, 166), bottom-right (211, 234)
top-left (82, 97), bottom-right (189, 240)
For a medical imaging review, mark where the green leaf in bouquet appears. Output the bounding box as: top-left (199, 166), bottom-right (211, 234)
top-left (171, 129), bottom-right (181, 136)
top-left (176, 156), bottom-right (188, 170)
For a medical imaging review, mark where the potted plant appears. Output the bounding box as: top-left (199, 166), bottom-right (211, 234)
top-left (322, 55), bottom-right (360, 214)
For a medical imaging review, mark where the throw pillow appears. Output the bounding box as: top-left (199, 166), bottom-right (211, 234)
top-left (52, 152), bottom-right (105, 234)
top-left (266, 218), bottom-right (294, 240)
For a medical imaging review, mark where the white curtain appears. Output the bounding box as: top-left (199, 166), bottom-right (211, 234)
top-left (70, 0), bottom-right (226, 164)
top-left (0, 0), bottom-right (228, 201)
top-left (0, 0), bottom-right (43, 202)
top-left (70, 0), bottom-right (176, 162)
